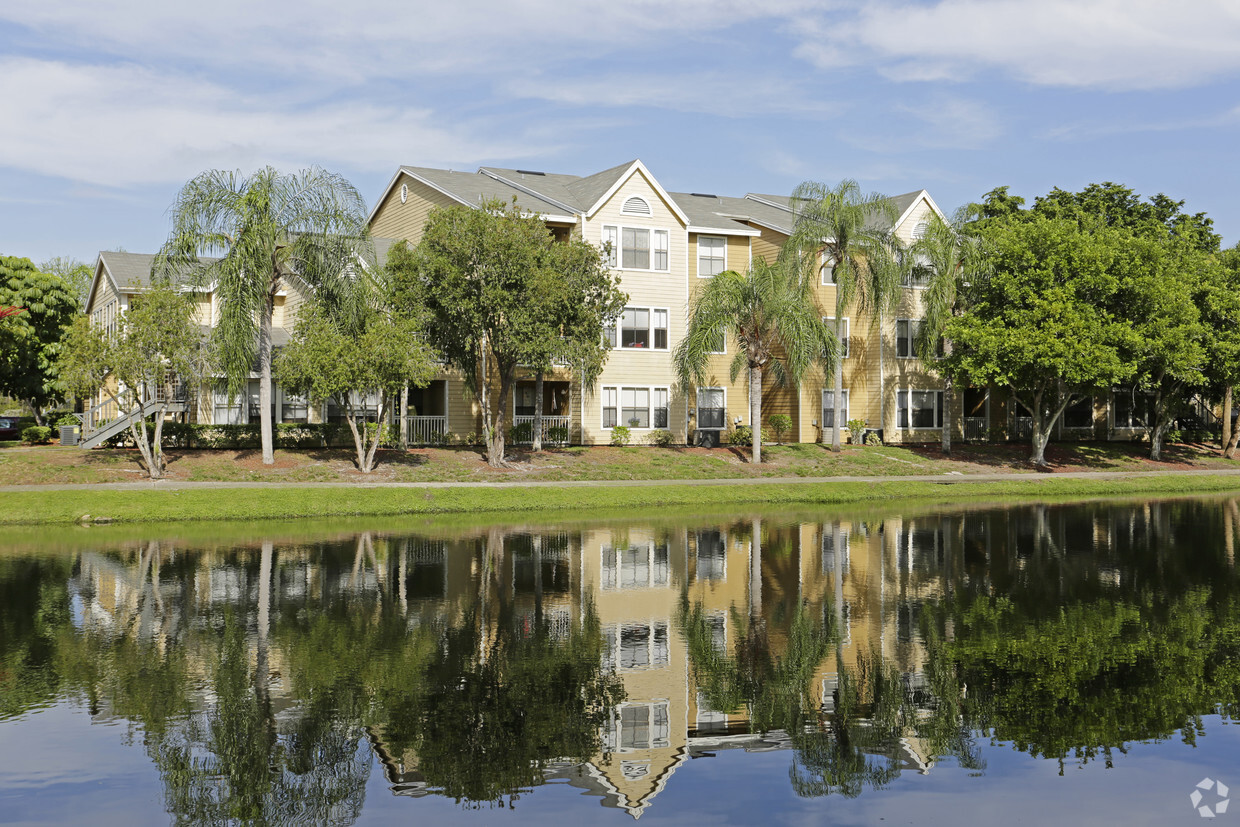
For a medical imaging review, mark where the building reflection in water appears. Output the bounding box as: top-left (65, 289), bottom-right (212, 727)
top-left (45, 497), bottom-right (1240, 818)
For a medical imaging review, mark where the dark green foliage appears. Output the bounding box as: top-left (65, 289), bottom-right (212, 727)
top-left (0, 256), bottom-right (78, 420)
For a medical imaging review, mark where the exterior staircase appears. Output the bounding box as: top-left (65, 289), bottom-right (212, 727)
top-left (79, 382), bottom-right (190, 449)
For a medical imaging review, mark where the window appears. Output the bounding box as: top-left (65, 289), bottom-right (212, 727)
top-left (213, 383), bottom-right (244, 424)
top-left (821, 255), bottom-right (836, 285)
top-left (602, 543), bottom-right (670, 590)
top-left (897, 389), bottom-right (944, 429)
top-left (698, 235), bottom-right (725, 277)
top-left (697, 388), bottom-right (725, 429)
top-left (822, 389), bottom-right (849, 428)
top-left (603, 317), bottom-right (617, 348)
top-left (622, 308), bottom-right (649, 348)
top-left (1063, 396), bottom-right (1093, 429)
top-left (825, 317), bottom-right (849, 358)
top-left (695, 530), bottom-right (727, 581)
top-left (707, 328), bottom-right (726, 354)
top-left (896, 319), bottom-right (942, 358)
top-left (602, 386), bottom-right (669, 429)
top-left (515, 384), bottom-right (537, 417)
top-left (622, 227), bottom-right (650, 269)
top-left (622, 387), bottom-right (650, 428)
top-left (603, 387), bottom-right (618, 428)
top-left (615, 306), bottom-right (669, 350)
top-left (280, 389), bottom-right (308, 423)
top-left (607, 225), bottom-right (669, 272)
top-left (602, 225), bottom-right (618, 267)
top-left (822, 529), bottom-right (849, 574)
top-left (1113, 387), bottom-right (1152, 429)
top-left (653, 388), bottom-right (669, 428)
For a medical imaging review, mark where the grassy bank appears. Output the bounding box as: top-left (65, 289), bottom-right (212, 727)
top-left (5, 473), bottom-right (1240, 526)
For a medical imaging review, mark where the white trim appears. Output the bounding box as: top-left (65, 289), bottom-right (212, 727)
top-left (895, 318), bottom-right (919, 358)
top-left (742, 193), bottom-right (795, 214)
top-left (584, 160), bottom-right (690, 225)
top-left (695, 386), bottom-right (727, 430)
top-left (600, 384), bottom-right (671, 430)
top-left (895, 387), bottom-right (945, 430)
top-left (477, 167), bottom-right (578, 214)
top-left (609, 305), bottom-right (671, 351)
top-left (892, 190), bottom-right (949, 237)
top-left (696, 234), bottom-right (727, 278)
top-left (822, 388), bottom-right (850, 429)
top-left (824, 316), bottom-right (850, 358)
top-left (688, 224), bottom-right (760, 237)
top-left (607, 225), bottom-right (672, 273)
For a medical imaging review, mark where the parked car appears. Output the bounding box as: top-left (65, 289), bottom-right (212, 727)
top-left (0, 417), bottom-right (20, 441)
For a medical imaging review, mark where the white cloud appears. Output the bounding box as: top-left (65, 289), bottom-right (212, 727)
top-left (0, 58), bottom-right (542, 187)
top-left (794, 0), bottom-right (1240, 91)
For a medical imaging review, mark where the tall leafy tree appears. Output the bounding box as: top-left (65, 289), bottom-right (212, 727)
top-left (674, 257), bottom-right (836, 463)
top-left (0, 256), bottom-right (78, 424)
top-left (57, 281), bottom-right (204, 479)
top-left (389, 199), bottom-right (625, 467)
top-left (945, 215), bottom-right (1136, 466)
top-left (910, 211), bottom-right (991, 455)
top-left (39, 256), bottom-right (93, 306)
top-left (155, 166), bottom-right (371, 465)
top-left (275, 303), bottom-right (437, 472)
top-left (1210, 245), bottom-right (1240, 458)
top-left (786, 180), bottom-right (904, 451)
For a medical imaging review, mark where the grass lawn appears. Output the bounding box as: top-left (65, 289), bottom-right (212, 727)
top-left (1, 439), bottom-right (1236, 488)
top-left (3, 472), bottom-right (1240, 526)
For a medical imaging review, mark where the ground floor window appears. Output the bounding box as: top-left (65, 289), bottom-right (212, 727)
top-left (1112, 387), bottom-right (1152, 429)
top-left (1063, 395), bottom-right (1093, 429)
top-left (602, 385), bottom-right (670, 429)
top-left (697, 388), bottom-right (725, 429)
top-left (897, 389), bottom-right (943, 429)
top-left (280, 389), bottom-right (309, 423)
top-left (515, 384), bottom-right (537, 417)
top-left (212, 383), bottom-right (245, 424)
top-left (822, 389), bottom-right (849, 428)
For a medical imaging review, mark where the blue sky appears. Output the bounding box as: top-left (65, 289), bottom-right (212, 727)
top-left (3, 0), bottom-right (1240, 265)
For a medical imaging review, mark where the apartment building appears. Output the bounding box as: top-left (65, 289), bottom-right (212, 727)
top-left (368, 159), bottom-right (953, 446)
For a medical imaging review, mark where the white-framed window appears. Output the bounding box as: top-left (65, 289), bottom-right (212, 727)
top-left (698, 235), bottom-right (726, 277)
top-left (604, 625), bottom-right (670, 671)
top-left (1112, 387), bottom-right (1153, 429)
top-left (897, 389), bottom-right (944, 429)
top-left (694, 529), bottom-right (727, 581)
top-left (822, 389), bottom-right (849, 429)
top-left (616, 306), bottom-right (669, 350)
top-left (213, 382), bottom-right (245, 424)
top-left (696, 387), bottom-right (725, 429)
top-left (601, 385), bottom-right (671, 430)
top-left (279, 388), bottom-right (309, 423)
top-left (604, 225), bottom-right (669, 272)
top-left (822, 529), bottom-right (850, 574)
top-left (896, 319), bottom-right (942, 358)
top-left (902, 255), bottom-right (933, 288)
top-left (821, 255), bottom-right (836, 285)
top-left (707, 328), bottom-right (726, 354)
top-left (825, 316), bottom-right (849, 358)
top-left (602, 225), bottom-right (619, 267)
top-left (515, 384), bottom-right (538, 417)
top-left (606, 702), bottom-right (670, 751)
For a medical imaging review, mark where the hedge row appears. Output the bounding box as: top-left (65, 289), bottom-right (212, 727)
top-left (102, 421), bottom-right (402, 450)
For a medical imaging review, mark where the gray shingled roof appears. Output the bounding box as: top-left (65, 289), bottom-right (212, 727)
top-left (479, 160), bottom-right (638, 215)
top-left (401, 165), bottom-right (570, 216)
top-left (98, 251), bottom-right (159, 290)
top-left (744, 190), bottom-right (927, 235)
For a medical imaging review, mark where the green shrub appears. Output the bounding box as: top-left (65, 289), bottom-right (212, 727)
top-left (53, 412), bottom-right (81, 427)
top-left (866, 431), bottom-right (882, 447)
top-left (546, 424), bottom-right (570, 444)
top-left (22, 425), bottom-right (53, 444)
top-left (647, 428), bottom-right (674, 447)
top-left (610, 425), bottom-right (631, 446)
top-left (729, 424), bottom-right (772, 446)
top-left (508, 421), bottom-right (534, 444)
top-left (768, 414), bottom-right (792, 443)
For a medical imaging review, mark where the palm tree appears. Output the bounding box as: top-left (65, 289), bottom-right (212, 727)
top-left (787, 180), bottom-right (904, 451)
top-left (910, 211), bottom-right (990, 455)
top-left (674, 257), bottom-right (836, 463)
top-left (156, 166), bottom-right (371, 464)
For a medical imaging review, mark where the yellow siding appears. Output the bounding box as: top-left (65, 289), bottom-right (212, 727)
top-left (579, 169), bottom-right (689, 445)
top-left (370, 173), bottom-right (459, 245)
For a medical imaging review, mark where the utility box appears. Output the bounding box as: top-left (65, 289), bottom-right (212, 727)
top-left (59, 425), bottom-right (80, 446)
top-left (694, 429), bottom-right (721, 448)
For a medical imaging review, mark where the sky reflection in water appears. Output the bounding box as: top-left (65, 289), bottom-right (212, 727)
top-left (3, 496), bottom-right (1240, 825)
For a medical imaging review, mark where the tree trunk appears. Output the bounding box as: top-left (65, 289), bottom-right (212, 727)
top-left (1150, 422), bottom-right (1166, 461)
top-left (533, 370), bottom-right (544, 452)
top-left (28, 401), bottom-right (44, 427)
top-left (256, 540), bottom-right (273, 704)
top-left (361, 395), bottom-right (387, 473)
top-left (750, 364), bottom-right (762, 463)
top-left (749, 517), bottom-right (762, 619)
top-left (832, 342), bottom-right (844, 452)
top-left (344, 399), bottom-right (369, 472)
top-left (942, 376), bottom-right (953, 456)
top-left (259, 288), bottom-right (275, 465)
top-left (399, 382), bottom-right (409, 450)
top-left (487, 366), bottom-right (514, 467)
top-left (1226, 421), bottom-right (1240, 459)
top-left (1223, 385), bottom-right (1233, 453)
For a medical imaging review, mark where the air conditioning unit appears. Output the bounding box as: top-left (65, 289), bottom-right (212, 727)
top-left (694, 429), bottom-right (720, 448)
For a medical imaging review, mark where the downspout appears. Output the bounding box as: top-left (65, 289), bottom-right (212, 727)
top-left (878, 308), bottom-right (886, 436)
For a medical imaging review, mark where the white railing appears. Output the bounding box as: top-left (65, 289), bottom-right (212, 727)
top-left (512, 415), bottom-right (571, 445)
top-left (406, 415), bottom-right (448, 445)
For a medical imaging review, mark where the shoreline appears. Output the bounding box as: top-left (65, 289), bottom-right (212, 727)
top-left (5, 470), bottom-right (1240, 526)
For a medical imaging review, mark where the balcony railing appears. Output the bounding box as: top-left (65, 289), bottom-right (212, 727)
top-left (963, 417), bottom-right (988, 442)
top-left (512, 415), bottom-right (571, 445)
top-left (405, 415), bottom-right (448, 446)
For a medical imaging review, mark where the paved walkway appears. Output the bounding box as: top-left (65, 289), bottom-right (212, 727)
top-left (5, 468), bottom-right (1240, 493)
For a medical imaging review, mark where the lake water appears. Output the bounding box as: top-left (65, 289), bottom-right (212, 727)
top-left (4, 496), bottom-right (1240, 825)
